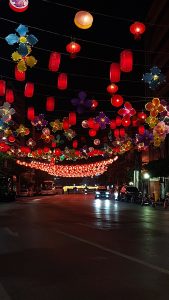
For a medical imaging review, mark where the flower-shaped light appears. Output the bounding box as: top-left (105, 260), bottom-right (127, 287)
top-left (12, 50), bottom-right (37, 72)
top-left (71, 91), bottom-right (92, 114)
top-left (146, 116), bottom-right (158, 128)
top-left (64, 129), bottom-right (76, 141)
top-left (118, 101), bottom-right (136, 118)
top-left (5, 24), bottom-right (38, 56)
top-left (0, 102), bottom-right (15, 123)
top-left (41, 128), bottom-right (54, 143)
top-left (50, 119), bottom-right (63, 132)
top-left (153, 121), bottom-right (169, 142)
top-left (95, 112), bottom-right (110, 129)
top-left (26, 138), bottom-right (36, 148)
top-left (142, 66), bottom-right (166, 90)
top-left (135, 129), bottom-right (153, 146)
top-left (145, 98), bottom-right (165, 117)
top-left (16, 124), bottom-right (30, 136)
top-left (31, 114), bottom-right (48, 130)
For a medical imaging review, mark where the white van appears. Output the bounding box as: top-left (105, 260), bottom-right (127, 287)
top-left (40, 181), bottom-right (56, 195)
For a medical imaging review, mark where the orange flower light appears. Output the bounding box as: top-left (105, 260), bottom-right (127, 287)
top-left (145, 98), bottom-right (165, 117)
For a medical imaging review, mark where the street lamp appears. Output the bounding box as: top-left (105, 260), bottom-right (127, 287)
top-left (142, 172), bottom-right (150, 195)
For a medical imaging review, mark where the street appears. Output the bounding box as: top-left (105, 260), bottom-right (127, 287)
top-left (0, 194), bottom-right (169, 299)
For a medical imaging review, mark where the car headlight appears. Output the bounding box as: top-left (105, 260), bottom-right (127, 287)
top-left (105, 192), bottom-right (110, 195)
top-left (96, 191), bottom-right (100, 195)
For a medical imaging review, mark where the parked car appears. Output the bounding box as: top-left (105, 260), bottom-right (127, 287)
top-left (19, 188), bottom-right (35, 197)
top-left (120, 186), bottom-right (140, 203)
top-left (95, 187), bottom-right (111, 199)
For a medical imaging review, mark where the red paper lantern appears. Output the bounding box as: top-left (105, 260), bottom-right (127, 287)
top-left (89, 129), bottom-right (96, 137)
top-left (138, 125), bottom-right (145, 135)
top-left (57, 73), bottom-right (68, 90)
top-left (91, 99), bottom-right (98, 109)
top-left (51, 142), bottom-right (56, 148)
top-left (110, 63), bottom-right (121, 82)
top-left (8, 135), bottom-right (15, 143)
top-left (111, 94), bottom-right (124, 107)
top-left (130, 22), bottom-right (146, 40)
top-left (110, 120), bottom-right (116, 129)
top-left (137, 111), bottom-right (147, 120)
top-left (6, 89), bottom-right (14, 103)
top-left (24, 82), bottom-right (34, 97)
top-left (88, 118), bottom-right (95, 128)
top-left (63, 117), bottom-right (69, 130)
top-left (27, 107), bottom-right (35, 121)
top-left (115, 116), bottom-right (122, 126)
top-left (114, 129), bottom-right (119, 138)
top-left (73, 140), bottom-right (78, 149)
top-left (9, 0), bottom-right (29, 13)
top-left (66, 41), bottom-right (81, 58)
top-left (46, 97), bottom-right (55, 112)
top-left (119, 128), bottom-right (125, 137)
top-left (93, 122), bottom-right (100, 131)
top-left (48, 52), bottom-right (61, 72)
top-left (15, 66), bottom-right (25, 81)
top-left (69, 112), bottom-right (76, 125)
top-left (54, 148), bottom-right (62, 156)
top-left (121, 116), bottom-right (131, 127)
top-left (0, 80), bottom-right (6, 96)
top-left (107, 83), bottom-right (118, 94)
top-left (120, 49), bottom-right (133, 72)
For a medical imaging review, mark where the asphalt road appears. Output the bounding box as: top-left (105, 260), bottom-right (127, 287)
top-left (0, 194), bottom-right (169, 300)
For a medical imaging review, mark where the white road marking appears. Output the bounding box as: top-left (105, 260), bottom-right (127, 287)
top-left (0, 284), bottom-right (11, 300)
top-left (55, 229), bottom-right (169, 276)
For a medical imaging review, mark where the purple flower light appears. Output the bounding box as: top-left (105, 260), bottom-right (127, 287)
top-left (95, 112), bottom-right (110, 129)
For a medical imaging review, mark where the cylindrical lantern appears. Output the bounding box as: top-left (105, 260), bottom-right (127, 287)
top-left (111, 94), bottom-right (124, 107)
top-left (6, 89), bottom-right (14, 103)
top-left (74, 11), bottom-right (93, 29)
top-left (66, 41), bottom-right (81, 58)
top-left (114, 129), bottom-right (119, 138)
top-left (46, 96), bottom-right (55, 112)
top-left (116, 116), bottom-right (122, 127)
top-left (89, 129), bottom-right (96, 137)
top-left (119, 128), bottom-right (125, 137)
top-left (0, 80), bottom-right (6, 96)
top-left (120, 49), bottom-right (133, 72)
top-left (57, 73), bottom-right (68, 90)
top-left (110, 119), bottom-right (116, 129)
top-left (69, 112), bottom-right (76, 125)
top-left (48, 52), bottom-right (61, 72)
top-left (27, 107), bottom-right (35, 121)
top-left (110, 63), bottom-right (121, 82)
top-left (24, 82), bottom-right (34, 97)
top-left (130, 22), bottom-right (146, 39)
top-left (9, 0), bottom-right (29, 12)
top-left (73, 140), bottom-right (78, 149)
top-left (107, 83), bottom-right (118, 94)
top-left (138, 125), bottom-right (145, 135)
top-left (15, 66), bottom-right (25, 81)
top-left (88, 118), bottom-right (95, 128)
top-left (63, 117), bottom-right (69, 130)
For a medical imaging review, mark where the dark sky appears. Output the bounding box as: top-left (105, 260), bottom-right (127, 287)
top-left (0, 0), bottom-right (154, 147)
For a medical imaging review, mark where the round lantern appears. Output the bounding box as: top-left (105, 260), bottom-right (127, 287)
top-left (63, 118), bottom-right (69, 130)
top-left (74, 11), bottom-right (93, 29)
top-left (9, 0), bottom-right (29, 12)
top-left (46, 97), bottom-right (55, 112)
top-left (48, 52), bottom-right (61, 72)
top-left (114, 129), bottom-right (119, 138)
top-left (138, 125), bottom-right (145, 135)
top-left (81, 120), bottom-right (88, 128)
top-left (130, 22), bottom-right (146, 39)
top-left (66, 41), bottom-right (81, 58)
top-left (137, 111), bottom-right (147, 120)
top-left (89, 129), bottom-right (96, 137)
top-left (24, 82), bottom-right (34, 97)
top-left (88, 118), bottom-right (95, 128)
top-left (8, 135), bottom-right (16, 143)
top-left (110, 63), bottom-right (121, 82)
top-left (15, 66), bottom-right (25, 81)
top-left (57, 73), bottom-right (68, 90)
top-left (91, 99), bottom-right (98, 109)
top-left (54, 148), bottom-right (62, 157)
top-left (119, 128), bottom-right (125, 137)
top-left (94, 139), bottom-right (100, 146)
top-left (69, 112), bottom-right (76, 125)
top-left (27, 106), bottom-right (34, 121)
top-left (0, 80), bottom-right (6, 96)
top-left (107, 83), bottom-right (118, 94)
top-left (73, 140), bottom-right (78, 149)
top-left (120, 49), bottom-right (133, 72)
top-left (115, 116), bottom-right (122, 127)
top-left (122, 116), bottom-right (131, 127)
top-left (111, 94), bottom-right (124, 107)
top-left (110, 120), bottom-right (116, 129)
top-left (6, 89), bottom-right (14, 103)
